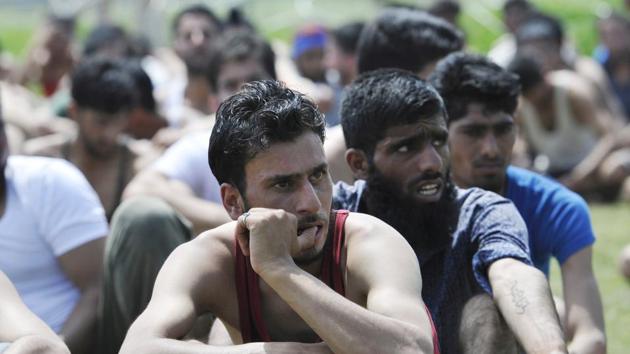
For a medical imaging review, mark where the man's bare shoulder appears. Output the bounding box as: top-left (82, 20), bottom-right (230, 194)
top-left (22, 133), bottom-right (69, 158)
top-left (343, 212), bottom-right (407, 245)
top-left (180, 221), bottom-right (238, 268)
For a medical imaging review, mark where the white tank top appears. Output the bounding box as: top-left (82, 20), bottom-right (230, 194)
top-left (520, 86), bottom-right (598, 174)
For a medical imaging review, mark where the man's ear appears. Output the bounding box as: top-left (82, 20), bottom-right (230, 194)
top-left (208, 94), bottom-right (220, 114)
top-left (345, 148), bottom-right (370, 180)
top-left (220, 183), bottom-right (244, 220)
top-left (68, 101), bottom-right (78, 122)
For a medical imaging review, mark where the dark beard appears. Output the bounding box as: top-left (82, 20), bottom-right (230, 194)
top-left (362, 167), bottom-right (459, 258)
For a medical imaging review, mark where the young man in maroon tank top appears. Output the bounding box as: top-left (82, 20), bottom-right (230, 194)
top-left (120, 80), bottom-right (439, 354)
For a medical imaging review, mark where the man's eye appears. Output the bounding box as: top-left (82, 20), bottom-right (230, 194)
top-left (431, 138), bottom-right (446, 147)
top-left (464, 128), bottom-right (484, 138)
top-left (310, 169), bottom-right (326, 182)
top-left (274, 181), bottom-right (290, 190)
top-left (397, 145), bottom-right (409, 153)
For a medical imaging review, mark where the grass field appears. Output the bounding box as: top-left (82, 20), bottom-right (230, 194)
top-left (549, 203), bottom-right (630, 354)
top-left (0, 0), bottom-right (629, 352)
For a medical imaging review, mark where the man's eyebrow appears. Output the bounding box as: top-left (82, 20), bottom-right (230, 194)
top-left (264, 163), bottom-right (328, 183)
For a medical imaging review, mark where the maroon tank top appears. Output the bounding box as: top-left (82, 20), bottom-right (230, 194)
top-left (234, 210), bottom-right (440, 354)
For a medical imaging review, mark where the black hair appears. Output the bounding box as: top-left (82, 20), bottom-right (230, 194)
top-left (123, 60), bottom-right (156, 112)
top-left (357, 8), bottom-right (464, 74)
top-left (71, 56), bottom-right (137, 114)
top-left (428, 1), bottom-right (461, 21)
top-left (83, 24), bottom-right (131, 58)
top-left (205, 30), bottom-right (276, 92)
top-left (506, 55), bottom-right (544, 94)
top-left (225, 7), bottom-right (256, 32)
top-left (172, 4), bottom-right (222, 34)
top-left (331, 21), bottom-right (365, 54)
top-left (429, 52), bottom-right (520, 124)
top-left (341, 68), bottom-right (444, 157)
top-left (208, 80), bottom-right (325, 192)
top-left (515, 13), bottom-right (564, 46)
top-left (503, 0), bottom-right (533, 14)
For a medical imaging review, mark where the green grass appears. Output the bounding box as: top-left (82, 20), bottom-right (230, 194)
top-left (549, 202), bottom-right (630, 354)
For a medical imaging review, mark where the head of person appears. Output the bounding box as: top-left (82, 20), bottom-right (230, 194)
top-left (429, 52), bottom-right (520, 194)
top-left (325, 21), bottom-right (365, 86)
top-left (357, 8), bottom-right (464, 79)
top-left (341, 68), bottom-right (456, 251)
top-left (123, 60), bottom-right (167, 139)
top-left (206, 30), bottom-right (276, 110)
top-left (598, 12), bottom-right (630, 60)
top-left (292, 25), bottom-right (328, 82)
top-left (83, 24), bottom-right (132, 59)
top-left (70, 57), bottom-right (137, 158)
top-left (503, 0), bottom-right (535, 33)
top-left (209, 80), bottom-right (329, 265)
top-left (515, 13), bottom-right (565, 73)
top-left (507, 54), bottom-right (546, 104)
top-left (224, 6), bottom-right (256, 32)
top-left (172, 4), bottom-right (222, 76)
top-left (428, 0), bottom-right (461, 27)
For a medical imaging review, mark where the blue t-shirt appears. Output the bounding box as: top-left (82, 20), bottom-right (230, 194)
top-left (333, 181), bottom-right (531, 354)
top-left (505, 166), bottom-right (596, 275)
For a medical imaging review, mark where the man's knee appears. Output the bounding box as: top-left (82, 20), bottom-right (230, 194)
top-left (459, 294), bottom-right (518, 354)
top-left (107, 196), bottom-right (193, 256)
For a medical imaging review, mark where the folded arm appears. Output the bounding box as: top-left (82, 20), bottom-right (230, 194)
top-left (489, 258), bottom-right (567, 354)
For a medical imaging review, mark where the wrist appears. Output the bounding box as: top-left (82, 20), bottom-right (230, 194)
top-left (254, 257), bottom-right (297, 283)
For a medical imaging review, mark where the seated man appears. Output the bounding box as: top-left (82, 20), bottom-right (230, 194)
top-left (96, 30), bottom-right (278, 354)
top-left (120, 80), bottom-right (438, 353)
top-left (325, 7), bottom-right (464, 184)
top-left (24, 56), bottom-right (141, 220)
top-left (335, 68), bottom-right (566, 353)
top-left (0, 271), bottom-right (70, 354)
top-left (430, 52), bottom-right (606, 353)
top-left (0, 111), bottom-right (108, 354)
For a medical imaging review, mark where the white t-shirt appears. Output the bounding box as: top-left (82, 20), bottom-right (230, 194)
top-left (150, 132), bottom-right (222, 203)
top-left (0, 156), bottom-right (108, 333)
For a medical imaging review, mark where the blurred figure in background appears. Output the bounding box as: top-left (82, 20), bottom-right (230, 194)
top-left (0, 97), bottom-right (107, 354)
top-left (323, 21), bottom-right (364, 127)
top-left (427, 0), bottom-right (461, 28)
top-left (13, 15), bottom-right (77, 98)
top-left (597, 13), bottom-right (630, 120)
top-left (292, 24), bottom-right (328, 83)
top-left (488, 0), bottom-right (536, 67)
top-left (24, 57), bottom-right (141, 219)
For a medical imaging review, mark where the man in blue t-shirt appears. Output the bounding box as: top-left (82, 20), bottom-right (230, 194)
top-left (336, 68), bottom-right (566, 354)
top-left (430, 52), bottom-right (605, 353)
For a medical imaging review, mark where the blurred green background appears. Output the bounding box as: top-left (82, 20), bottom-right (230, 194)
top-left (0, 0), bottom-right (629, 352)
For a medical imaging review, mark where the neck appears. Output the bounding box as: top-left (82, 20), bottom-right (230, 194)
top-left (185, 76), bottom-right (211, 114)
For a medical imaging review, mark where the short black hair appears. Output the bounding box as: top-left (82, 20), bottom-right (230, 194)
top-left (428, 1), bottom-right (461, 21)
top-left (83, 24), bottom-right (131, 58)
top-left (172, 4), bottom-right (222, 34)
top-left (331, 21), bottom-right (365, 54)
top-left (123, 60), bottom-right (156, 112)
top-left (208, 80), bottom-right (325, 192)
top-left (507, 55), bottom-right (544, 94)
top-left (205, 30), bottom-right (276, 92)
top-left (515, 13), bottom-right (564, 46)
top-left (503, 0), bottom-right (533, 14)
top-left (357, 8), bottom-right (464, 74)
top-left (341, 68), bottom-right (444, 157)
top-left (429, 52), bottom-right (520, 124)
top-left (71, 56), bottom-right (137, 114)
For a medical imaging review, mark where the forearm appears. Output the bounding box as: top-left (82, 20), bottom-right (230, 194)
top-left (162, 194), bottom-right (231, 234)
top-left (490, 259), bottom-right (567, 353)
top-left (121, 337), bottom-right (330, 354)
top-left (262, 261), bottom-right (432, 354)
top-left (4, 335), bottom-right (70, 354)
top-left (59, 285), bottom-right (99, 354)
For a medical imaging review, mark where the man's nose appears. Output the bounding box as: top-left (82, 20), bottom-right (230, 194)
top-left (295, 181), bottom-right (322, 215)
top-left (480, 133), bottom-right (500, 159)
top-left (416, 145), bottom-right (444, 175)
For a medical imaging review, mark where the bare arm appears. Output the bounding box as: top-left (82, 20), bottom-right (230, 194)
top-left (240, 210), bottom-right (434, 354)
top-left (123, 170), bottom-right (230, 234)
top-left (0, 272), bottom-right (70, 354)
top-left (489, 258), bottom-right (567, 354)
top-left (560, 247), bottom-right (606, 354)
top-left (57, 238), bottom-right (105, 354)
top-left (120, 232), bottom-right (331, 354)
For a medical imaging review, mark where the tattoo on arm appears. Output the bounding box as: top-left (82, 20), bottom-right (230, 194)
top-left (510, 280), bottom-right (529, 315)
